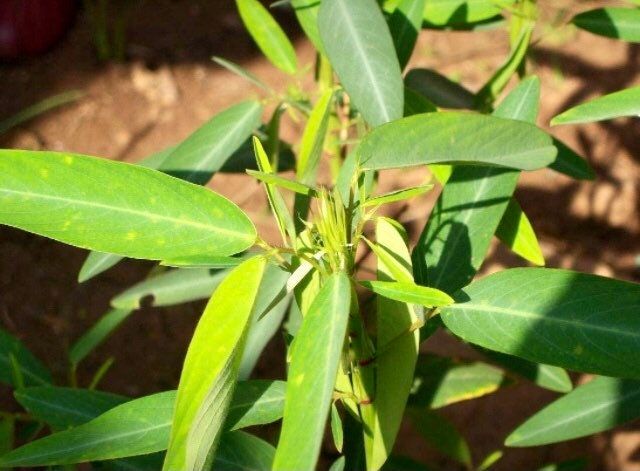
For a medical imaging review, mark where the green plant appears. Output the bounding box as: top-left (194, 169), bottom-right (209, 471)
top-left (0, 0), bottom-right (639, 470)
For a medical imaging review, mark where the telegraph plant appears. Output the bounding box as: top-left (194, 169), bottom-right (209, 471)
top-left (0, 0), bottom-right (639, 470)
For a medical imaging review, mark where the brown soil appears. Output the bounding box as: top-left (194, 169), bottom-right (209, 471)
top-left (0, 1), bottom-right (639, 470)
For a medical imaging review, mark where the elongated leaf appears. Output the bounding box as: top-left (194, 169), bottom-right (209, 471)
top-left (389, 0), bottom-right (427, 69)
top-left (15, 387), bottom-right (128, 429)
top-left (551, 87), bottom-right (640, 125)
top-left (111, 268), bottom-right (228, 310)
top-left (164, 257), bottom-right (266, 470)
top-left (0, 150), bottom-right (256, 261)
top-left (247, 170), bottom-right (316, 196)
top-left (496, 198), bottom-right (545, 266)
top-left (364, 218), bottom-right (420, 470)
top-left (362, 281), bottom-right (453, 307)
top-left (359, 112), bottom-right (557, 171)
top-left (506, 376), bottom-right (640, 447)
top-left (319, 0), bottom-right (404, 127)
top-left (213, 431), bottom-right (275, 470)
top-left (572, 7), bottom-right (640, 43)
top-left (273, 273), bottom-right (351, 470)
top-left (422, 0), bottom-right (515, 26)
top-left (409, 410), bottom-right (471, 466)
top-left (410, 355), bottom-right (508, 409)
top-left (0, 328), bottom-right (51, 387)
top-left (69, 309), bottom-right (133, 366)
top-left (481, 349), bottom-right (572, 393)
top-left (330, 404), bottom-right (344, 452)
top-left (405, 68), bottom-right (475, 109)
top-left (236, 0), bottom-right (297, 74)
top-left (362, 184), bottom-right (434, 207)
top-left (225, 380), bottom-right (286, 431)
top-left (296, 88), bottom-right (334, 185)
top-left (291, 0), bottom-right (324, 53)
top-left (404, 87), bottom-right (438, 116)
top-left (441, 268), bottom-right (640, 378)
top-left (0, 418), bottom-right (13, 459)
top-left (212, 56), bottom-right (271, 91)
top-left (78, 251), bottom-right (122, 283)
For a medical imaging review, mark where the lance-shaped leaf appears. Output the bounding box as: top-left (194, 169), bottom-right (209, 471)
top-left (212, 56), bottom-right (272, 91)
top-left (405, 68), bottom-right (475, 109)
top-left (68, 309), bottom-right (133, 366)
top-left (358, 112), bottom-right (557, 171)
top-left (273, 273), bottom-right (351, 470)
top-left (78, 251), bottom-right (122, 283)
top-left (236, 0), bottom-right (297, 74)
top-left (362, 184), bottom-right (434, 208)
top-left (291, 0), bottom-right (324, 53)
top-left (164, 257), bottom-right (266, 470)
top-left (319, 0), bottom-right (404, 127)
top-left (363, 218), bottom-right (421, 470)
top-left (412, 77), bottom-right (542, 294)
top-left (213, 431), bottom-right (276, 470)
top-left (441, 268), bottom-right (640, 379)
top-left (506, 376), bottom-right (640, 447)
top-left (551, 87), bottom-right (640, 125)
top-left (111, 268), bottom-right (228, 310)
top-left (0, 150), bottom-right (256, 261)
top-left (422, 0), bottom-right (515, 26)
top-left (296, 88), bottom-right (334, 185)
top-left (571, 7), bottom-right (640, 43)
top-left (404, 87), bottom-right (438, 116)
top-left (247, 171), bottom-right (317, 196)
top-left (361, 280), bottom-right (453, 307)
top-left (0, 328), bottom-right (51, 387)
top-left (496, 198), bottom-right (545, 266)
top-left (409, 355), bottom-right (509, 409)
top-left (389, 0), bottom-right (427, 69)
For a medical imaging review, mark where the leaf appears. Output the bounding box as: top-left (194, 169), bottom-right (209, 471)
top-left (409, 410), bottom-right (472, 466)
top-left (422, 0), bottom-right (515, 26)
top-left (69, 309), bottom-right (133, 366)
top-left (78, 251), bottom-right (123, 283)
top-left (272, 273), bottom-right (351, 470)
top-left (213, 431), bottom-right (275, 471)
top-left (0, 418), bottom-right (13, 458)
top-left (212, 56), bottom-right (272, 91)
top-left (405, 68), bottom-right (475, 109)
top-left (291, 0), bottom-right (324, 53)
top-left (506, 376), bottom-right (640, 447)
top-left (362, 184), bottom-right (434, 207)
top-left (0, 150), bottom-right (256, 261)
top-left (551, 86), bottom-right (640, 125)
top-left (158, 100), bottom-right (264, 185)
top-left (0, 328), bottom-right (51, 387)
top-left (224, 380), bottom-right (287, 431)
top-left (481, 349), bottom-right (573, 393)
top-left (441, 268), bottom-right (640, 379)
top-left (164, 257), bottom-right (266, 470)
top-left (536, 458), bottom-right (588, 471)
top-left (15, 387), bottom-right (128, 429)
top-left (404, 87), bottom-right (438, 116)
top-left (247, 170), bottom-right (316, 196)
top-left (318, 0), bottom-right (404, 127)
top-left (111, 268), bottom-right (228, 310)
top-left (549, 139), bottom-right (595, 181)
top-left (160, 255), bottom-right (250, 269)
top-left (0, 90), bottom-right (82, 136)
top-left (495, 197), bottom-right (545, 266)
top-left (361, 281), bottom-right (453, 307)
top-left (329, 456), bottom-right (346, 471)
top-left (296, 88), bottom-right (334, 185)
top-left (358, 112), bottom-right (557, 171)
top-left (389, 0), bottom-right (427, 69)
top-left (410, 355), bottom-right (509, 409)
top-left (236, 0), bottom-right (298, 74)
top-left (572, 7), bottom-right (640, 43)
top-left (330, 404), bottom-right (344, 452)
top-left (477, 450), bottom-right (503, 471)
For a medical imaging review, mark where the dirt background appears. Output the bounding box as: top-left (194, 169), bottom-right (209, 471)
top-left (0, 0), bottom-right (639, 470)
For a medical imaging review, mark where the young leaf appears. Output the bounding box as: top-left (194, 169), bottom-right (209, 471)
top-left (212, 56), bottom-right (272, 91)
top-left (361, 280), bottom-right (453, 307)
top-left (0, 150), bottom-right (256, 261)
top-left (571, 7), bottom-right (640, 43)
top-left (441, 268), bottom-right (640, 379)
top-left (164, 257), bottom-right (266, 471)
top-left (358, 112), bottom-right (557, 171)
top-left (363, 218), bottom-right (420, 470)
top-left (506, 376), bottom-right (640, 447)
top-left (409, 410), bottom-right (472, 467)
top-left (318, 0), bottom-right (404, 127)
top-left (273, 273), bottom-right (351, 470)
top-left (290, 0), bottom-right (324, 53)
top-left (389, 0), bottom-right (427, 69)
top-left (410, 355), bottom-right (509, 409)
top-left (296, 88), bottom-right (334, 185)
top-left (551, 86), bottom-right (640, 125)
top-left (78, 251), bottom-right (122, 283)
top-left (69, 308), bottom-right (134, 366)
top-left (111, 268), bottom-right (228, 310)
top-left (0, 328), bottom-right (51, 387)
top-left (330, 404), bottom-right (344, 452)
top-left (362, 184), bottom-right (434, 207)
top-left (247, 170), bottom-right (317, 196)
top-left (236, 0), bottom-right (298, 74)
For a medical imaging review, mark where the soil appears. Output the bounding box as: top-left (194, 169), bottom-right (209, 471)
top-left (0, 1), bottom-right (639, 470)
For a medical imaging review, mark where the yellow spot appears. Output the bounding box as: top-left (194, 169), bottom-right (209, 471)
top-left (294, 373), bottom-right (305, 386)
top-left (125, 231), bottom-right (138, 240)
top-left (64, 155), bottom-right (74, 165)
top-left (574, 344), bottom-right (583, 355)
top-left (149, 197), bottom-right (157, 204)
top-left (39, 168), bottom-right (50, 179)
top-left (62, 221), bottom-right (72, 230)
top-left (156, 238), bottom-right (166, 246)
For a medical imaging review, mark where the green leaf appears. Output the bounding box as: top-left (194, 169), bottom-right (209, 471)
top-left (572, 7), bottom-right (640, 43)
top-left (389, 0), bottom-right (427, 69)
top-left (296, 88), bottom-right (334, 185)
top-left (0, 418), bottom-right (13, 458)
top-left (536, 458), bottom-right (588, 471)
top-left (404, 87), bottom-right (438, 116)
top-left (405, 68), bottom-right (475, 109)
top-left (0, 328), bottom-right (51, 387)
top-left (329, 456), bottom-right (346, 471)
top-left (506, 376), bottom-right (640, 447)
top-left (422, 0), bottom-right (515, 26)
top-left (15, 387), bottom-right (128, 429)
top-left (78, 251), bottom-right (122, 283)
top-left (359, 112), bottom-right (557, 171)
top-left (319, 0), bottom-right (404, 127)
top-left (0, 90), bottom-right (82, 136)
top-left (0, 150), bottom-right (256, 261)
top-left (69, 309), bottom-right (133, 366)
top-left (495, 197), bottom-right (545, 266)
top-left (361, 281), bottom-right (453, 307)
top-left (224, 380), bottom-right (287, 431)
top-left (111, 268), bottom-right (228, 310)
top-left (212, 56), bottom-right (272, 91)
top-left (549, 139), bottom-right (595, 181)
top-left (291, 0), bottom-right (324, 53)
top-left (481, 349), bottom-right (573, 393)
top-left (236, 0), bottom-right (298, 74)
top-left (409, 410), bottom-right (472, 466)
top-left (273, 273), bottom-right (351, 470)
top-left (477, 450), bottom-right (503, 471)
top-left (213, 431), bottom-right (275, 470)
top-left (410, 355), bottom-right (509, 409)
top-left (362, 184), bottom-right (434, 207)
top-left (164, 256), bottom-right (266, 470)
top-left (441, 268), bottom-right (640, 379)
top-left (160, 255), bottom-right (250, 269)
top-left (247, 170), bottom-right (317, 196)
top-left (551, 86), bottom-right (640, 125)
top-left (330, 404), bottom-right (344, 452)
